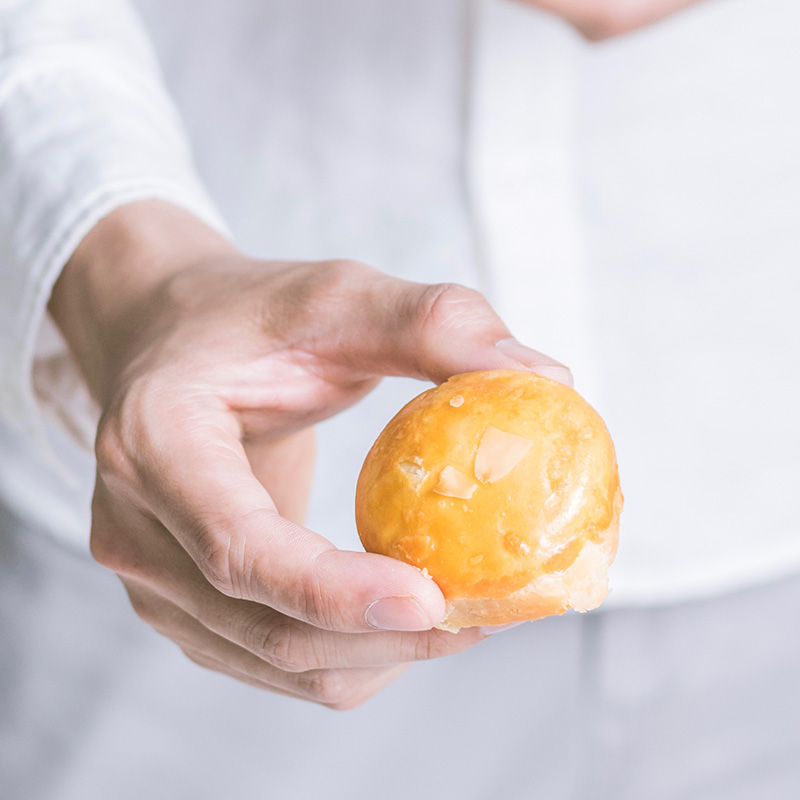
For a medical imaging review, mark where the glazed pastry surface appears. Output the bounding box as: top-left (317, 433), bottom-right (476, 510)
top-left (356, 371), bottom-right (622, 628)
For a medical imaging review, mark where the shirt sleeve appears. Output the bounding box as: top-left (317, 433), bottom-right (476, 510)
top-left (0, 0), bottom-right (230, 452)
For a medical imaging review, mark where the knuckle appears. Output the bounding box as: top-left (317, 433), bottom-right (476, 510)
top-left (412, 629), bottom-right (471, 661)
top-left (252, 620), bottom-right (312, 672)
top-left (89, 523), bottom-right (136, 577)
top-left (412, 633), bottom-right (439, 662)
top-left (204, 564), bottom-right (235, 598)
top-left (195, 535), bottom-right (237, 597)
top-left (417, 282), bottom-right (489, 336)
top-left (303, 670), bottom-right (354, 706)
top-left (195, 514), bottom-right (278, 601)
top-left (88, 524), bottom-right (116, 569)
top-left (299, 567), bottom-right (338, 630)
top-left (94, 423), bottom-right (135, 483)
top-left (94, 374), bottom-right (177, 491)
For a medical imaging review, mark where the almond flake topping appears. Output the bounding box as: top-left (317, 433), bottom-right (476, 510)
top-left (433, 466), bottom-right (477, 499)
top-left (398, 459), bottom-right (428, 490)
top-left (474, 425), bottom-right (534, 483)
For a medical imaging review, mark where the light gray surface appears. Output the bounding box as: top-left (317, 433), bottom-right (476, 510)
top-left (2, 501), bottom-right (798, 800)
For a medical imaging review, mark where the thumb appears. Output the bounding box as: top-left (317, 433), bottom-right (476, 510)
top-left (317, 273), bottom-right (573, 386)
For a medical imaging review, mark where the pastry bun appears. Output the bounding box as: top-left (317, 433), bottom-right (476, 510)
top-left (356, 370), bottom-right (622, 631)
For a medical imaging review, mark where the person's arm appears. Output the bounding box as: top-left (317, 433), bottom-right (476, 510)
top-left (520, 0), bottom-right (708, 40)
top-left (2, 1), bottom-right (572, 707)
top-left (0, 0), bottom-right (226, 445)
top-left (51, 200), bottom-right (571, 708)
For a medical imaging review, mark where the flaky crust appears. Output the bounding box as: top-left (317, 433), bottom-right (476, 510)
top-left (438, 485), bottom-right (622, 630)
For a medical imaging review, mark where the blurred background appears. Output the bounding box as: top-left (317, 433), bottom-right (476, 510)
top-left (1, 0), bottom-right (799, 798)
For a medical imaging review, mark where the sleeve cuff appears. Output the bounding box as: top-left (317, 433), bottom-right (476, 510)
top-left (0, 26), bottom-right (231, 457)
top-left (21, 183), bottom-right (230, 456)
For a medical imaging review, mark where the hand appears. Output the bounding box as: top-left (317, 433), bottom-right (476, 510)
top-left (49, 201), bottom-right (571, 709)
top-left (520, 0), bottom-right (707, 40)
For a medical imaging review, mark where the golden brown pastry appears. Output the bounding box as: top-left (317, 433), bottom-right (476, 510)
top-left (356, 370), bottom-right (622, 631)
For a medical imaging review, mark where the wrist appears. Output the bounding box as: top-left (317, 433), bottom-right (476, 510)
top-left (49, 200), bottom-right (236, 403)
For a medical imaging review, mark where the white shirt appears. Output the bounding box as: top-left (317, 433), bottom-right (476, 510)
top-left (1, 0), bottom-right (799, 605)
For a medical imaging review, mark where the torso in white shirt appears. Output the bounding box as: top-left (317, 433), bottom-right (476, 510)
top-left (5, 0), bottom-right (799, 606)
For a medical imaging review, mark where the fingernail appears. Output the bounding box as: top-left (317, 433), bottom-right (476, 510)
top-left (480, 621), bottom-right (526, 636)
top-left (495, 338), bottom-right (574, 387)
top-left (365, 597), bottom-right (435, 631)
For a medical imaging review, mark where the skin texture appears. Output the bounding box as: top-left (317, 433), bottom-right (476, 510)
top-left (49, 200), bottom-right (573, 709)
top-left (521, 0), bottom-right (708, 40)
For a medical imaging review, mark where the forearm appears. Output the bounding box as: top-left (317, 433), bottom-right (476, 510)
top-left (0, 0), bottom-right (226, 437)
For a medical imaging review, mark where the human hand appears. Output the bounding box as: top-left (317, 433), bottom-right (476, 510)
top-left (49, 201), bottom-right (571, 708)
top-left (519, 0), bottom-right (707, 40)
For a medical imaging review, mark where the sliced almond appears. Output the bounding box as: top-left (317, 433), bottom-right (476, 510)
top-left (433, 466), bottom-right (477, 499)
top-left (474, 425), bottom-right (534, 484)
top-left (398, 458), bottom-right (428, 490)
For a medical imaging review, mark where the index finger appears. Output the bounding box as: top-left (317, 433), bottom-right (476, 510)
top-left (100, 405), bottom-right (446, 633)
